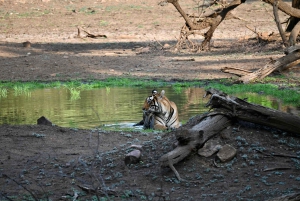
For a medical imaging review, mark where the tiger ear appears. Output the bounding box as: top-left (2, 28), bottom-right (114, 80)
top-left (152, 89), bottom-right (158, 96)
top-left (160, 90), bottom-right (165, 98)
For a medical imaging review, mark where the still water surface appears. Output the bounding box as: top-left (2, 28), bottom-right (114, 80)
top-left (0, 87), bottom-right (298, 129)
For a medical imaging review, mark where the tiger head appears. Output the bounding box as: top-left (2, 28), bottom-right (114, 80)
top-left (142, 89), bottom-right (165, 114)
top-left (142, 89), bottom-right (180, 130)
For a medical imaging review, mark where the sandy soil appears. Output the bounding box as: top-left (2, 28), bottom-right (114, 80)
top-left (0, 0), bottom-right (300, 200)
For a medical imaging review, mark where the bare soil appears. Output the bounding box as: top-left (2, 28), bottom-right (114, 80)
top-left (0, 0), bottom-right (300, 200)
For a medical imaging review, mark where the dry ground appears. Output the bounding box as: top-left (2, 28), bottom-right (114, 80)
top-left (0, 0), bottom-right (300, 200)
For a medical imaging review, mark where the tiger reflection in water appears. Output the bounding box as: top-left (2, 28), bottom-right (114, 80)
top-left (135, 89), bottom-right (180, 130)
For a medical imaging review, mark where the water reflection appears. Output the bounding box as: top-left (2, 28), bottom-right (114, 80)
top-left (0, 87), bottom-right (298, 129)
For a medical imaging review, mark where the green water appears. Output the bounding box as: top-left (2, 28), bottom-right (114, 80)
top-left (0, 87), bottom-right (298, 129)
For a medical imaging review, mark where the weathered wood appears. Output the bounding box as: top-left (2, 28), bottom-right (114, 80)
top-left (221, 67), bottom-right (252, 77)
top-left (289, 21), bottom-right (300, 46)
top-left (206, 88), bottom-right (300, 134)
top-left (159, 114), bottom-right (231, 181)
top-left (221, 50), bottom-right (300, 83)
top-left (158, 88), bottom-right (300, 181)
top-left (263, 0), bottom-right (300, 19)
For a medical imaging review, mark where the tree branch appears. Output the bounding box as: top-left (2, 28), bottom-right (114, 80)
top-left (273, 0), bottom-right (289, 47)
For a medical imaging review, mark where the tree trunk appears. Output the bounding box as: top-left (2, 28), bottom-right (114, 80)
top-left (286, 0), bottom-right (300, 32)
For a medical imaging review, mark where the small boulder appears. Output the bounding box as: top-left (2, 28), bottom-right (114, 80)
top-left (124, 150), bottom-right (141, 165)
top-left (217, 144), bottom-right (237, 162)
top-left (37, 116), bottom-right (52, 126)
top-left (22, 41), bottom-right (31, 48)
top-left (198, 140), bottom-right (222, 157)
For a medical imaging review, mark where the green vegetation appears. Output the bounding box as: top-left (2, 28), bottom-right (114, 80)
top-left (4, 9), bottom-right (53, 18)
top-left (0, 78), bottom-right (299, 105)
top-left (0, 87), bottom-right (7, 98)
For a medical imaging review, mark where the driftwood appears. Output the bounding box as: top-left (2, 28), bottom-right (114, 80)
top-left (159, 114), bottom-right (231, 181)
top-left (205, 88), bottom-right (300, 133)
top-left (221, 0), bottom-right (300, 83)
top-left (77, 27), bottom-right (107, 39)
top-left (159, 88), bottom-right (300, 181)
top-left (221, 47), bottom-right (300, 83)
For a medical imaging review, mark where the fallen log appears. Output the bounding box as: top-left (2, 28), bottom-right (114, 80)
top-left (159, 113), bottom-right (231, 181)
top-left (159, 88), bottom-right (300, 181)
top-left (205, 88), bottom-right (300, 134)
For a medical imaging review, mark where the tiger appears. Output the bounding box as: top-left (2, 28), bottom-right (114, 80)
top-left (141, 89), bottom-right (180, 130)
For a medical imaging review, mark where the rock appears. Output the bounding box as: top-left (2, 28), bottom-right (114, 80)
top-left (124, 150), bottom-right (141, 165)
top-left (198, 140), bottom-right (222, 157)
top-left (37, 116), bottom-right (52, 126)
top-left (217, 144), bottom-right (237, 162)
top-left (163, 43), bottom-right (171, 49)
top-left (22, 41), bottom-right (31, 48)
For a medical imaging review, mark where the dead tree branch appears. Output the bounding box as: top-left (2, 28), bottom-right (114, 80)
top-left (164, 0), bottom-right (245, 51)
top-left (222, 48), bottom-right (300, 83)
top-left (273, 0), bottom-right (289, 46)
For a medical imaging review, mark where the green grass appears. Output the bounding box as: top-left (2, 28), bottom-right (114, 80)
top-left (0, 78), bottom-right (299, 105)
top-left (0, 87), bottom-right (7, 98)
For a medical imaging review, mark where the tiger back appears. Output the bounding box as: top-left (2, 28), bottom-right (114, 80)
top-left (142, 90), bottom-right (180, 130)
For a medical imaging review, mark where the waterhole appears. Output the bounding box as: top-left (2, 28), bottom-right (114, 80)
top-left (0, 87), bottom-right (299, 129)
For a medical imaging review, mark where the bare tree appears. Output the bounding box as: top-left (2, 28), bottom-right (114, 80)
top-left (161, 0), bottom-right (300, 82)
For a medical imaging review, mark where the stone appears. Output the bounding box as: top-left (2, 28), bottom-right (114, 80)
top-left (37, 116), bottom-right (52, 126)
top-left (217, 144), bottom-right (237, 162)
top-left (124, 150), bottom-right (141, 165)
top-left (198, 140), bottom-right (222, 157)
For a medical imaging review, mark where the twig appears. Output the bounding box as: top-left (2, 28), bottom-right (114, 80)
top-left (264, 6), bottom-right (275, 20)
top-left (0, 192), bottom-right (14, 201)
top-left (167, 155), bottom-right (201, 183)
top-left (254, 149), bottom-right (299, 159)
top-left (245, 24), bottom-right (257, 34)
top-left (213, 157), bottom-right (223, 168)
top-left (77, 27), bottom-right (107, 39)
top-left (263, 167), bottom-right (291, 172)
top-left (154, 37), bottom-right (164, 48)
top-left (272, 153), bottom-right (299, 159)
top-left (171, 57), bottom-right (195, 61)
top-left (2, 174), bottom-right (39, 201)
